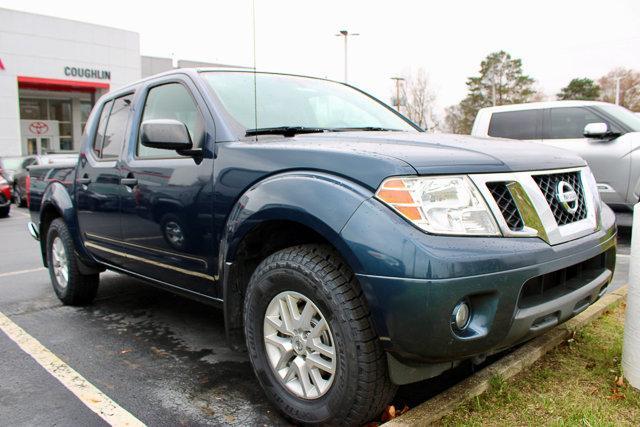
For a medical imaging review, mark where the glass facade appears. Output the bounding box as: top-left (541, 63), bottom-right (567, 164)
top-left (18, 95), bottom-right (94, 154)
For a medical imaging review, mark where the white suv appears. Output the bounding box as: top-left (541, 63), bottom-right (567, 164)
top-left (472, 100), bottom-right (640, 210)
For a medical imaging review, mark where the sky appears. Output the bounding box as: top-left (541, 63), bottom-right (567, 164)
top-left (3, 0), bottom-right (640, 117)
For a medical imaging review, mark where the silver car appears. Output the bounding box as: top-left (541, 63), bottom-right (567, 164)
top-left (472, 100), bottom-right (640, 211)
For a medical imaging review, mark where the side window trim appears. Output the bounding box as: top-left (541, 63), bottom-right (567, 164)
top-left (92, 100), bottom-right (114, 160)
top-left (133, 78), bottom-right (207, 161)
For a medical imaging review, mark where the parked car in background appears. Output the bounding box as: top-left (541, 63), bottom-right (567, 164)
top-left (27, 69), bottom-right (616, 425)
top-left (5, 154), bottom-right (77, 206)
top-left (0, 176), bottom-right (11, 217)
top-left (0, 156), bottom-right (34, 186)
top-left (472, 101), bottom-right (640, 211)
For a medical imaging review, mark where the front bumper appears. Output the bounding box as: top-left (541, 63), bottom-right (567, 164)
top-left (340, 196), bottom-right (617, 383)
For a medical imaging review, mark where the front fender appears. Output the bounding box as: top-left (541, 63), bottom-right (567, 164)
top-left (220, 171), bottom-right (372, 271)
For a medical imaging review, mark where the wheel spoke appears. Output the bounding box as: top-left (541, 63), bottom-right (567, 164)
top-left (293, 357), bottom-right (314, 398)
top-left (265, 315), bottom-right (293, 336)
top-left (306, 353), bottom-right (334, 375)
top-left (285, 294), bottom-right (300, 325)
top-left (298, 301), bottom-right (315, 330)
top-left (309, 366), bottom-right (325, 391)
top-left (278, 298), bottom-right (295, 333)
top-left (308, 317), bottom-right (328, 339)
top-left (265, 334), bottom-right (295, 370)
top-left (309, 339), bottom-right (334, 359)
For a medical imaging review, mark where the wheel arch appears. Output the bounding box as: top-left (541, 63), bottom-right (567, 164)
top-left (219, 171), bottom-right (372, 350)
top-left (38, 182), bottom-right (102, 272)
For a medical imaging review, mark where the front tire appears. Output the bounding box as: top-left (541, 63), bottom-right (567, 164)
top-left (244, 244), bottom-right (396, 425)
top-left (46, 218), bottom-right (99, 305)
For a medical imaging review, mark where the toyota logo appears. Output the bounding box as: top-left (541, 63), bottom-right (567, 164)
top-left (556, 181), bottom-right (578, 214)
top-left (28, 121), bottom-right (49, 135)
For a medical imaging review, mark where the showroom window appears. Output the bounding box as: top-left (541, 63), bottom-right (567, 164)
top-left (19, 97), bottom-right (76, 152)
top-left (49, 99), bottom-right (73, 150)
top-left (80, 101), bottom-right (93, 133)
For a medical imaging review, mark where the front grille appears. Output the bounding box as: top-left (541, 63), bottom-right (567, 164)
top-left (486, 182), bottom-right (524, 231)
top-left (533, 171), bottom-right (587, 226)
top-left (518, 250), bottom-right (611, 309)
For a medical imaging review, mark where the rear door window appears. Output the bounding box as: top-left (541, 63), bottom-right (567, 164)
top-left (93, 100), bottom-right (113, 158)
top-left (547, 107), bottom-right (604, 139)
top-left (488, 110), bottom-right (542, 140)
top-left (101, 95), bottom-right (133, 159)
top-left (92, 95), bottom-right (133, 159)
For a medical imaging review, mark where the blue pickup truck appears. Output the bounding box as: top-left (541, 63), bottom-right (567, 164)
top-left (28, 69), bottom-right (616, 425)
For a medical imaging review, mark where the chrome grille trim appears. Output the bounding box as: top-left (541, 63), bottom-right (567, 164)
top-left (470, 167), bottom-right (600, 245)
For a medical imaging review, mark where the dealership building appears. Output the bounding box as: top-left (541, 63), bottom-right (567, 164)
top-left (0, 7), bottom-right (245, 157)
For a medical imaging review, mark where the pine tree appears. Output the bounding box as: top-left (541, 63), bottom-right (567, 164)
top-left (557, 78), bottom-right (600, 100)
top-left (445, 51), bottom-right (536, 134)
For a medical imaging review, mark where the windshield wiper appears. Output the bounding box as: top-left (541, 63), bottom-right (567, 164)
top-left (245, 126), bottom-right (331, 137)
top-left (332, 126), bottom-right (403, 132)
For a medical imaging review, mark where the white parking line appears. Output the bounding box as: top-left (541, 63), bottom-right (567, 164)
top-left (618, 253), bottom-right (630, 258)
top-left (0, 268), bottom-right (46, 278)
top-left (0, 311), bottom-right (145, 426)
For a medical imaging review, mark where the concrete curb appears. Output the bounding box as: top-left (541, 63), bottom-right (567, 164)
top-left (386, 285), bottom-right (629, 426)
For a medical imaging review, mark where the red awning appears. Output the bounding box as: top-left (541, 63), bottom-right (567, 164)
top-left (18, 76), bottom-right (110, 93)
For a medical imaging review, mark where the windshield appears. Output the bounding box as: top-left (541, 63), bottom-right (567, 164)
top-left (201, 72), bottom-right (417, 133)
top-left (597, 104), bottom-right (640, 132)
top-left (0, 157), bottom-right (24, 170)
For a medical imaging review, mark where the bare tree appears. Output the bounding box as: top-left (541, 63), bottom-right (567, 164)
top-left (401, 69), bottom-right (437, 131)
top-left (598, 68), bottom-right (640, 111)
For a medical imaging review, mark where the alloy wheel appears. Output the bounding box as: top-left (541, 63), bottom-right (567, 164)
top-left (263, 291), bottom-right (337, 399)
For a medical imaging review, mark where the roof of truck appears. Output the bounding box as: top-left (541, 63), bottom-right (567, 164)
top-left (478, 100), bottom-right (612, 113)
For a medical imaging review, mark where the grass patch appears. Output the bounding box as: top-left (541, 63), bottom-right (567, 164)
top-left (440, 302), bottom-right (640, 426)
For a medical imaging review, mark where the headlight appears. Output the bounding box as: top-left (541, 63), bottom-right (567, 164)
top-left (375, 175), bottom-right (500, 236)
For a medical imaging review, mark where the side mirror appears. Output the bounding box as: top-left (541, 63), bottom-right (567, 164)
top-left (583, 122), bottom-right (609, 139)
top-left (141, 119), bottom-right (193, 151)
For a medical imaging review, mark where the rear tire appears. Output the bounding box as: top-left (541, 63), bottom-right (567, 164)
top-left (13, 185), bottom-right (25, 207)
top-left (46, 218), bottom-right (99, 305)
top-left (244, 244), bottom-right (396, 425)
top-left (0, 205), bottom-right (8, 218)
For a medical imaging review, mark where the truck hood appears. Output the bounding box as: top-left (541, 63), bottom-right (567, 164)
top-left (220, 131), bottom-right (587, 193)
top-left (280, 131), bottom-right (586, 174)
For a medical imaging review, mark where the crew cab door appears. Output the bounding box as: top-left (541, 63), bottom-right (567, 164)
top-left (541, 107), bottom-right (631, 206)
top-left (119, 76), bottom-right (217, 296)
top-left (76, 94), bottom-right (133, 266)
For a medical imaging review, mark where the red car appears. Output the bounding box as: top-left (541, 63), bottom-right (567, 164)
top-left (0, 176), bottom-right (11, 217)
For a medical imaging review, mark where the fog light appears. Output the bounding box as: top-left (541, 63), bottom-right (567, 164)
top-left (452, 300), bottom-right (471, 330)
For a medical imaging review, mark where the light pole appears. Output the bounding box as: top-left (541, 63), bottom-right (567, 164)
top-left (615, 76), bottom-right (622, 105)
top-left (391, 77), bottom-right (405, 112)
top-left (335, 30), bottom-right (359, 83)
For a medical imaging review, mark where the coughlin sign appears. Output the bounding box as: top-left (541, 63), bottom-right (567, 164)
top-left (64, 66), bottom-right (111, 80)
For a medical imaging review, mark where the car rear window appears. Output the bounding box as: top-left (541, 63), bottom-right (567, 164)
top-left (488, 110), bottom-right (542, 140)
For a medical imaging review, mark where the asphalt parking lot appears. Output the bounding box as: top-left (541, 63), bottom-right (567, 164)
top-left (0, 207), bottom-right (632, 426)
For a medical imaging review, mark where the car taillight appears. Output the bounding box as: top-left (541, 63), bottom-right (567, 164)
top-left (26, 174), bottom-right (31, 208)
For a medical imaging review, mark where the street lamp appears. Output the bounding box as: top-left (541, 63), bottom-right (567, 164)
top-left (335, 30), bottom-right (359, 83)
top-left (391, 77), bottom-right (405, 112)
top-left (615, 76), bottom-right (622, 105)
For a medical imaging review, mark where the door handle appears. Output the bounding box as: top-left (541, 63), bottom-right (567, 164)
top-left (120, 177), bottom-right (138, 187)
top-left (77, 175), bottom-right (91, 185)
